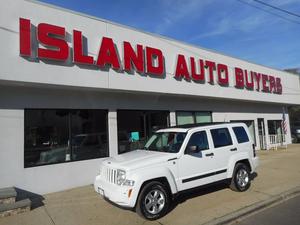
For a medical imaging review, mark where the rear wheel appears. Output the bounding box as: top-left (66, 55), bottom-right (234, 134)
top-left (230, 163), bottom-right (251, 192)
top-left (136, 181), bottom-right (170, 220)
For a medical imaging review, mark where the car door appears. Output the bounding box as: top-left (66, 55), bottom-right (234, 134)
top-left (177, 130), bottom-right (219, 191)
top-left (209, 127), bottom-right (236, 177)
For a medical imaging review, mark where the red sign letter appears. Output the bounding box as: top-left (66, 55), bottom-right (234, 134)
top-left (73, 30), bottom-right (94, 65)
top-left (96, 37), bottom-right (121, 70)
top-left (276, 78), bottom-right (282, 94)
top-left (205, 61), bottom-right (216, 84)
top-left (269, 75), bottom-right (276, 93)
top-left (235, 67), bottom-right (244, 88)
top-left (124, 42), bottom-right (144, 73)
top-left (19, 18), bottom-right (31, 57)
top-left (245, 71), bottom-right (254, 90)
top-left (191, 57), bottom-right (204, 82)
top-left (175, 54), bottom-right (190, 80)
top-left (146, 47), bottom-right (164, 76)
top-left (217, 64), bottom-right (229, 86)
top-left (37, 23), bottom-right (68, 61)
top-left (253, 73), bottom-right (261, 91)
top-left (262, 74), bottom-right (269, 92)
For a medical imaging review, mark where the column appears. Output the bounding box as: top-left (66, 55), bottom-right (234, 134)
top-left (108, 109), bottom-right (118, 157)
top-left (169, 111), bottom-right (176, 126)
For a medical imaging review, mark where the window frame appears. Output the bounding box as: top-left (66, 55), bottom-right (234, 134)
top-left (24, 108), bottom-right (109, 168)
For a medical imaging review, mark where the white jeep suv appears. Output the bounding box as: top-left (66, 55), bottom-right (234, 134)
top-left (94, 122), bottom-right (259, 220)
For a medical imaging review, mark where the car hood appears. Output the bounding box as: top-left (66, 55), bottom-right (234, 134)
top-left (102, 150), bottom-right (175, 171)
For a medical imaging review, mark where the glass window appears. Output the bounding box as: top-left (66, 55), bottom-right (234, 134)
top-left (24, 109), bottom-right (108, 167)
top-left (177, 111), bottom-right (212, 125)
top-left (71, 110), bottom-right (108, 161)
top-left (117, 110), bottom-right (169, 154)
top-left (233, 126), bottom-right (249, 143)
top-left (195, 112), bottom-right (212, 123)
top-left (186, 131), bottom-right (209, 152)
top-left (177, 112), bottom-right (194, 125)
top-left (211, 128), bottom-right (233, 148)
top-left (143, 132), bottom-right (187, 153)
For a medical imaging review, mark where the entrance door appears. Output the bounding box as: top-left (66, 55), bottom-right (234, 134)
top-left (258, 118), bottom-right (266, 150)
top-left (117, 110), bottom-right (169, 154)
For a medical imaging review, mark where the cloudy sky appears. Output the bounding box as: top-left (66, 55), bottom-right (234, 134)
top-left (39, 0), bottom-right (300, 70)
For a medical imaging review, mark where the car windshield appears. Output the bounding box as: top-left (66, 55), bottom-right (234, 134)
top-left (143, 132), bottom-right (187, 153)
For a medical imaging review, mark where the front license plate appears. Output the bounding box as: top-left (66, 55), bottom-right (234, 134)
top-left (98, 187), bottom-right (104, 196)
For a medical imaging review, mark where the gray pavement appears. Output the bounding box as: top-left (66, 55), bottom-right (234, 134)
top-left (233, 195), bottom-right (300, 225)
top-left (0, 144), bottom-right (300, 225)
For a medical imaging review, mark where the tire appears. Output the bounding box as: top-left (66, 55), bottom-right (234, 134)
top-left (136, 181), bottom-right (170, 220)
top-left (230, 163), bottom-right (251, 192)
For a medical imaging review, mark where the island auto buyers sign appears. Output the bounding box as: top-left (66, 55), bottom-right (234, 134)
top-left (19, 18), bottom-right (282, 94)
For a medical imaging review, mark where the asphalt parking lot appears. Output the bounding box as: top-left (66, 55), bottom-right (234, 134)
top-left (1, 144), bottom-right (300, 225)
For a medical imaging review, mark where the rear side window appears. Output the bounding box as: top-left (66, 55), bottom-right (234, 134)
top-left (233, 126), bottom-right (249, 143)
top-left (211, 128), bottom-right (232, 148)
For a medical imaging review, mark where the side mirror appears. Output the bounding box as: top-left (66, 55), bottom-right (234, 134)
top-left (186, 145), bottom-right (198, 154)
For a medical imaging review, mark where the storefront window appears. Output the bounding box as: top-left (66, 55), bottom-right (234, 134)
top-left (117, 110), bottom-right (169, 154)
top-left (268, 120), bottom-right (283, 135)
top-left (176, 111), bottom-right (212, 125)
top-left (24, 109), bottom-right (108, 167)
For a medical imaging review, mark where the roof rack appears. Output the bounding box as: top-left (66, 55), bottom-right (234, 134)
top-left (168, 122), bottom-right (233, 129)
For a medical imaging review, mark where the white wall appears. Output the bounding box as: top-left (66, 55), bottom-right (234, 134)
top-left (0, 0), bottom-right (299, 105)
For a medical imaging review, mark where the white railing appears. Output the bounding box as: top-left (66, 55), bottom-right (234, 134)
top-left (269, 134), bottom-right (287, 150)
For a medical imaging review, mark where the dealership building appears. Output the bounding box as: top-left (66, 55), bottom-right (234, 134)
top-left (1, 0), bottom-right (300, 194)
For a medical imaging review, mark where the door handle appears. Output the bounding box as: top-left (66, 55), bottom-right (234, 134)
top-left (230, 147), bottom-right (237, 151)
top-left (205, 153), bottom-right (214, 157)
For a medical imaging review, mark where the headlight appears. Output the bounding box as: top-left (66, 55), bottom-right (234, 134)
top-left (116, 169), bottom-right (135, 186)
top-left (117, 169), bottom-right (126, 185)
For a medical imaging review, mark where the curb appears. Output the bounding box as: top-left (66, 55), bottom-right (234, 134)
top-left (202, 186), bottom-right (300, 225)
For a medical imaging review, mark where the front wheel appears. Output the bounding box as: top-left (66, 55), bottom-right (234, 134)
top-left (136, 181), bottom-right (170, 220)
top-left (230, 163), bottom-right (251, 192)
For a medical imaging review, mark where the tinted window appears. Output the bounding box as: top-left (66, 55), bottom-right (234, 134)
top-left (186, 131), bottom-right (209, 152)
top-left (233, 126), bottom-right (249, 143)
top-left (24, 109), bottom-right (108, 167)
top-left (211, 128), bottom-right (232, 148)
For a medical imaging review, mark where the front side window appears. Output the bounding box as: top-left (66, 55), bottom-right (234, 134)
top-left (143, 132), bottom-right (187, 153)
top-left (211, 128), bottom-right (232, 148)
top-left (233, 126), bottom-right (249, 143)
top-left (185, 131), bottom-right (209, 152)
top-left (24, 109), bottom-right (108, 167)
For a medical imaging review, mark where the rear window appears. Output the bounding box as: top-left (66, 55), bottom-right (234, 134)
top-left (233, 126), bottom-right (249, 143)
top-left (211, 128), bottom-right (232, 148)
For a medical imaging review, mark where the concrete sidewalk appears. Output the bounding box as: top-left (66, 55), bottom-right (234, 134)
top-left (1, 144), bottom-right (300, 225)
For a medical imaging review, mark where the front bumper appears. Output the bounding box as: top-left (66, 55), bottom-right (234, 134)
top-left (94, 175), bottom-right (136, 208)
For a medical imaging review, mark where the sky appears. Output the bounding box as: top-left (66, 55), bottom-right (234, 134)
top-left (39, 0), bottom-right (300, 70)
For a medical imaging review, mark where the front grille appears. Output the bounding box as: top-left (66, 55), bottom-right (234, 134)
top-left (104, 167), bottom-right (117, 184)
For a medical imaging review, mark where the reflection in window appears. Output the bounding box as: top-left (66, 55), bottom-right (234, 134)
top-left (24, 109), bottom-right (108, 167)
